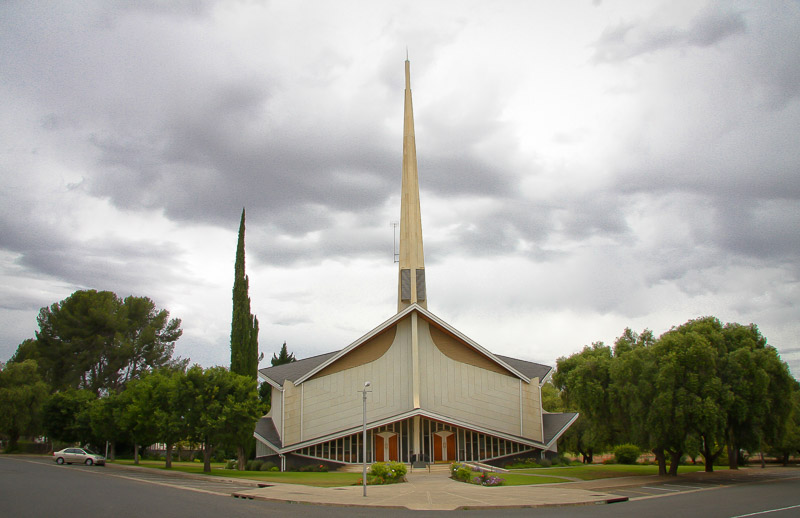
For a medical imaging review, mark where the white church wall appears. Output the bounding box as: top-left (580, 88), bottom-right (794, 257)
top-left (417, 319), bottom-right (533, 438)
top-left (287, 318), bottom-right (414, 445)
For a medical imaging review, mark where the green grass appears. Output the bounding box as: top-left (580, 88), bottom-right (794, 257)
top-left (109, 459), bottom-right (361, 487)
top-left (511, 463), bottom-right (722, 480)
top-left (491, 473), bottom-right (573, 485)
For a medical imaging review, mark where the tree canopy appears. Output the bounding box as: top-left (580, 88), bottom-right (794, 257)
top-left (555, 318), bottom-right (798, 475)
top-left (11, 290), bottom-right (183, 395)
top-left (0, 360), bottom-right (49, 451)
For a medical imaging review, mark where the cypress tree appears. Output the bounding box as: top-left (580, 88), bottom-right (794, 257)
top-left (230, 208), bottom-right (259, 379)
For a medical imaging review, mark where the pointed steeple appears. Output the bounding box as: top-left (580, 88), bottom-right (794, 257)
top-left (398, 59), bottom-right (427, 312)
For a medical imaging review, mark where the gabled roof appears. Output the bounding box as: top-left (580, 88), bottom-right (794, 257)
top-left (495, 355), bottom-right (552, 382)
top-left (254, 416), bottom-right (282, 449)
top-left (258, 351), bottom-right (338, 389)
top-left (542, 412), bottom-right (579, 446)
top-left (258, 304), bottom-right (553, 387)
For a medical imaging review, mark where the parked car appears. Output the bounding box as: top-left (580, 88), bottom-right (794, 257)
top-left (53, 447), bottom-right (105, 466)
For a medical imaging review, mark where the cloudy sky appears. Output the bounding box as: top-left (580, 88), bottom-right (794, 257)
top-left (2, 0), bottom-right (798, 378)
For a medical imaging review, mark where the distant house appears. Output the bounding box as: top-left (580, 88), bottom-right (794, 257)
top-left (254, 60), bottom-right (577, 470)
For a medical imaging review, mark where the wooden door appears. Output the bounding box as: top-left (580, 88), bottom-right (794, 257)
top-left (434, 434), bottom-right (443, 461)
top-left (447, 434), bottom-right (455, 461)
top-left (375, 435), bottom-right (385, 462)
top-left (388, 435), bottom-right (398, 461)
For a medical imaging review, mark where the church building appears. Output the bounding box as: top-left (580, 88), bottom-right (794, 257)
top-left (254, 60), bottom-right (577, 469)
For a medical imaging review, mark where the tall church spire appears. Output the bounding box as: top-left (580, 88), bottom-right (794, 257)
top-left (398, 59), bottom-right (427, 312)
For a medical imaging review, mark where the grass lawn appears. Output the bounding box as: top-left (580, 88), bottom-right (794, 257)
top-left (491, 473), bottom-right (574, 485)
top-left (510, 463), bottom-right (722, 480)
top-left (110, 459), bottom-right (361, 487)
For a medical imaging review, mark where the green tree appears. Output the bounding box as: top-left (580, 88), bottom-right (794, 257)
top-left (720, 323), bottom-right (795, 469)
top-left (12, 290), bottom-right (183, 395)
top-left (88, 391), bottom-right (127, 460)
top-left (653, 318), bottom-right (729, 472)
top-left (540, 382), bottom-right (565, 412)
top-left (769, 386), bottom-right (800, 465)
top-left (118, 375), bottom-right (163, 464)
top-left (146, 368), bottom-right (189, 468)
top-left (230, 208), bottom-right (259, 379)
top-left (271, 341), bottom-right (296, 366)
top-left (554, 343), bottom-right (615, 463)
top-left (183, 365), bottom-right (261, 472)
top-left (42, 389), bottom-right (97, 446)
top-left (0, 360), bottom-right (49, 451)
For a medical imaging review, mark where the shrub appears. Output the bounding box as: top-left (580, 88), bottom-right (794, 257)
top-left (225, 459), bottom-right (237, 470)
top-left (451, 462), bottom-right (474, 482)
top-left (260, 461), bottom-right (277, 471)
top-left (366, 461), bottom-right (405, 484)
top-left (614, 444), bottom-right (641, 465)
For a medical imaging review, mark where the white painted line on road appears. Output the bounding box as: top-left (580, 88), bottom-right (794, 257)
top-left (662, 484), bottom-right (704, 490)
top-left (641, 486), bottom-right (680, 492)
top-left (730, 504), bottom-right (800, 517)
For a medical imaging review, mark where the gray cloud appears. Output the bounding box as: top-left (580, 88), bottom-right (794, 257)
top-left (593, 3), bottom-right (746, 62)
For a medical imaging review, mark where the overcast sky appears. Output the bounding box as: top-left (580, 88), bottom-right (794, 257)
top-left (2, 0), bottom-right (798, 378)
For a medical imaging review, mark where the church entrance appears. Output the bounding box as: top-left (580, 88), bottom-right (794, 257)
top-left (375, 432), bottom-right (398, 462)
top-left (433, 430), bottom-right (455, 462)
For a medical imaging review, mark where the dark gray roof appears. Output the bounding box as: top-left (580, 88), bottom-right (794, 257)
top-left (254, 416), bottom-right (282, 448)
top-left (495, 354), bottom-right (552, 381)
top-left (542, 412), bottom-right (579, 444)
top-left (258, 351), bottom-right (338, 385)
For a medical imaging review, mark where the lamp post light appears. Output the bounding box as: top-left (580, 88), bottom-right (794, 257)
top-left (359, 381), bottom-right (371, 497)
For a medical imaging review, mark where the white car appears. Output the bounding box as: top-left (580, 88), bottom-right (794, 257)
top-left (53, 447), bottom-right (105, 466)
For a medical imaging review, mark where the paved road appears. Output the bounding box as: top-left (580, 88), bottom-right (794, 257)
top-left (1, 455), bottom-right (798, 517)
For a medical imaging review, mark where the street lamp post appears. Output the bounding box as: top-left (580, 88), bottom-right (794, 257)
top-left (359, 381), bottom-right (371, 497)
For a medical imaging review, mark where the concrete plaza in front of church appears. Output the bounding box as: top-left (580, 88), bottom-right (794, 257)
top-left (232, 468), bottom-right (632, 511)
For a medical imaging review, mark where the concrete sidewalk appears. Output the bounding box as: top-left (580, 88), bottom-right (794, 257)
top-left (232, 470), bottom-right (628, 511)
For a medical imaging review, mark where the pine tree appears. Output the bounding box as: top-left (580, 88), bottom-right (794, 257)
top-left (230, 208), bottom-right (259, 379)
top-left (271, 342), bottom-right (296, 366)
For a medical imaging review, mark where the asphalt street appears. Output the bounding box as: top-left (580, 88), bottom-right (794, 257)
top-left (1, 455), bottom-right (798, 518)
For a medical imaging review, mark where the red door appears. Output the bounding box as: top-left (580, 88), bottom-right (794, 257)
top-left (375, 435), bottom-right (385, 462)
top-left (388, 435), bottom-right (398, 461)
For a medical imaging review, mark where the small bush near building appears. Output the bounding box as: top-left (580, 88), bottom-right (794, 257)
top-left (614, 444), bottom-right (641, 465)
top-left (259, 461), bottom-right (277, 471)
top-left (362, 461), bottom-right (406, 484)
top-left (451, 462), bottom-right (474, 482)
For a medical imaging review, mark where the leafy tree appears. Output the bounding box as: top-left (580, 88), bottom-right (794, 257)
top-left (88, 390), bottom-right (127, 460)
top-left (271, 341), bottom-right (296, 366)
top-left (145, 368), bottom-right (189, 468)
top-left (554, 343), bottom-right (615, 463)
top-left (0, 360), bottom-right (49, 451)
top-left (230, 208), bottom-right (259, 379)
top-left (183, 365), bottom-right (261, 472)
top-left (42, 389), bottom-right (97, 446)
top-left (720, 323), bottom-right (795, 469)
top-left (12, 290), bottom-right (183, 395)
top-left (118, 375), bottom-right (163, 464)
top-left (540, 382), bottom-right (565, 412)
top-left (769, 386), bottom-right (800, 465)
